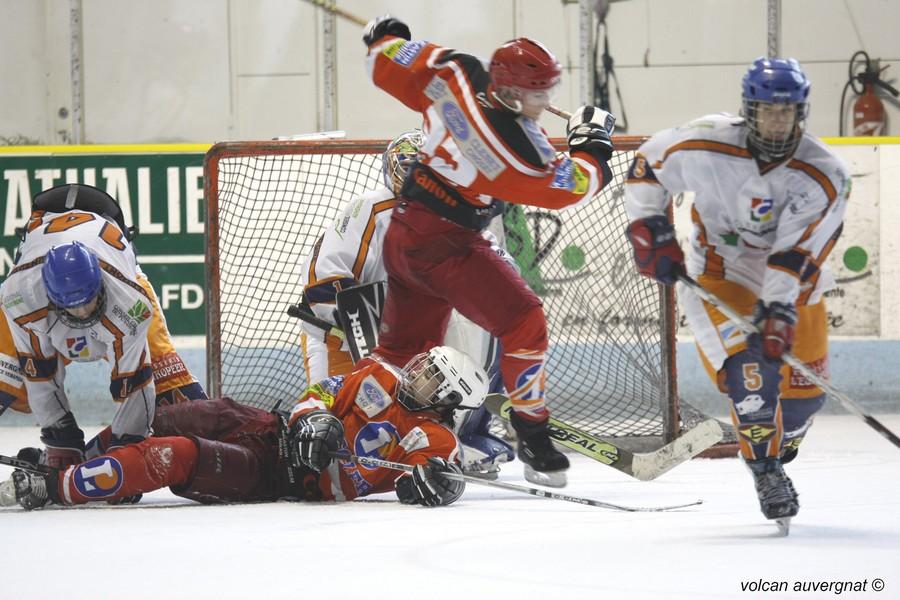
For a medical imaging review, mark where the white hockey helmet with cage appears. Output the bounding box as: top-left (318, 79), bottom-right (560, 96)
top-left (398, 346), bottom-right (488, 416)
top-left (382, 129), bottom-right (425, 195)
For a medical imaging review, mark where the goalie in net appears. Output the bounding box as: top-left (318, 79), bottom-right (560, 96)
top-left (298, 130), bottom-right (515, 479)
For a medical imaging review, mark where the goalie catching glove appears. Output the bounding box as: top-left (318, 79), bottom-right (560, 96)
top-left (289, 410), bottom-right (345, 472)
top-left (625, 215), bottom-right (685, 285)
top-left (362, 15), bottom-right (411, 46)
top-left (395, 457), bottom-right (465, 507)
top-left (751, 300), bottom-right (796, 362)
top-left (567, 105), bottom-right (616, 163)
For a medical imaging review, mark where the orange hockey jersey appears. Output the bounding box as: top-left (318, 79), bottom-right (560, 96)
top-left (365, 35), bottom-right (608, 214)
top-left (290, 358), bottom-right (460, 501)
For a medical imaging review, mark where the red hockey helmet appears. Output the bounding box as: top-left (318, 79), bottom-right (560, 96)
top-left (489, 38), bottom-right (561, 91)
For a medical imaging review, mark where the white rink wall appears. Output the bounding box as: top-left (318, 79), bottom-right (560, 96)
top-left (1, 0), bottom-right (899, 143)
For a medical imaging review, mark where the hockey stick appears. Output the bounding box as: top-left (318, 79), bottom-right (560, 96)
top-left (329, 451), bottom-right (701, 512)
top-left (299, 0), bottom-right (368, 26)
top-left (677, 273), bottom-right (900, 449)
top-left (286, 303), bottom-right (345, 340)
top-left (485, 394), bottom-right (723, 481)
top-left (0, 454), bottom-right (52, 475)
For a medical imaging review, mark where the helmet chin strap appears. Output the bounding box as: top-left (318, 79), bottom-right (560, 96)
top-left (491, 89), bottom-right (523, 114)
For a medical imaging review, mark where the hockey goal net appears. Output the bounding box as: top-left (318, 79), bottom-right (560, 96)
top-left (205, 137), bottom-right (728, 451)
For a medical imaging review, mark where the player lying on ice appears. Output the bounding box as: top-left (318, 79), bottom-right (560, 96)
top-left (6, 346), bottom-right (488, 510)
top-left (623, 57), bottom-right (849, 529)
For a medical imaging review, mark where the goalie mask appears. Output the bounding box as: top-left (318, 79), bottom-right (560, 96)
top-left (42, 241), bottom-right (107, 329)
top-left (741, 57), bottom-right (810, 161)
top-left (382, 129), bottom-right (425, 195)
top-left (489, 38), bottom-right (561, 119)
top-left (398, 346), bottom-right (488, 417)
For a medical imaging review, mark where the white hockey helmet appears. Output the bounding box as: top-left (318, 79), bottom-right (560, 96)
top-left (398, 346), bottom-right (488, 416)
top-left (382, 129), bottom-right (425, 195)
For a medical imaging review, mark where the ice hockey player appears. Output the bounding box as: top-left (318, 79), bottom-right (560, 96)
top-left (624, 57), bottom-right (849, 529)
top-left (362, 16), bottom-right (617, 487)
top-left (298, 130), bottom-right (514, 478)
top-left (0, 184), bottom-right (207, 472)
top-left (6, 346), bottom-right (487, 510)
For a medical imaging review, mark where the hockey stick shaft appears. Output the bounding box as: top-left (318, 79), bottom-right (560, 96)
top-left (678, 273), bottom-right (900, 449)
top-left (300, 0), bottom-right (368, 26)
top-left (0, 454), bottom-right (52, 475)
top-left (286, 304), bottom-right (346, 340)
top-left (329, 451), bottom-right (701, 512)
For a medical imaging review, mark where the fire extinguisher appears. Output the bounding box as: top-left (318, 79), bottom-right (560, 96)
top-left (840, 51), bottom-right (899, 136)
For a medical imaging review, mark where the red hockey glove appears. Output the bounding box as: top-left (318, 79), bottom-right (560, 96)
top-left (625, 216), bottom-right (685, 285)
top-left (751, 301), bottom-right (797, 361)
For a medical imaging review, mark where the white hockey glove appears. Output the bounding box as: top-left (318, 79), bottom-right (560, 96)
top-left (567, 105), bottom-right (616, 163)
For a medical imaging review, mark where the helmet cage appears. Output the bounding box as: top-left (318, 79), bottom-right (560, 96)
top-left (741, 57), bottom-right (810, 160)
top-left (397, 347), bottom-right (487, 416)
top-left (382, 129), bottom-right (425, 195)
top-left (42, 241), bottom-right (106, 329)
top-left (53, 286), bottom-right (107, 329)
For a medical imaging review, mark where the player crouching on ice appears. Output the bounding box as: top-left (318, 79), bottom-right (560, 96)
top-left (5, 347), bottom-right (488, 510)
top-left (624, 58), bottom-right (849, 529)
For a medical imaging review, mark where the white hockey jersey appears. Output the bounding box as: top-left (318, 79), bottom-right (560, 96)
top-left (0, 210), bottom-right (155, 438)
top-left (624, 113), bottom-right (850, 307)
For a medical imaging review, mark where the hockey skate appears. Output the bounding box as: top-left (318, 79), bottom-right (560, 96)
top-left (509, 411), bottom-right (569, 488)
top-left (454, 406), bottom-right (514, 480)
top-left (746, 457), bottom-right (799, 535)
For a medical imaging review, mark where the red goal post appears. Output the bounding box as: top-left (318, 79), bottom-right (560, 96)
top-left (204, 136), bottom-right (729, 453)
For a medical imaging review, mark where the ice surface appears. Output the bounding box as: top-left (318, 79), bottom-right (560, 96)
top-left (2, 414), bottom-right (898, 600)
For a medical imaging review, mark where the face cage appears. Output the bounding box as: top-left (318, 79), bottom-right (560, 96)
top-left (397, 354), bottom-right (462, 415)
top-left (52, 286), bottom-right (107, 329)
top-left (743, 99), bottom-right (807, 160)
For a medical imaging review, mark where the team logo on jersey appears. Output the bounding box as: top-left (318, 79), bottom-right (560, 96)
top-left (441, 102), bottom-right (470, 142)
top-left (356, 377), bottom-right (392, 417)
top-left (738, 423), bottom-right (776, 445)
top-left (734, 394), bottom-right (766, 416)
top-left (716, 321), bottom-right (745, 349)
top-left (66, 336), bottom-right (90, 359)
top-left (399, 426), bottom-right (430, 453)
top-left (750, 197), bottom-right (774, 223)
top-left (128, 300), bottom-right (151, 323)
top-left (2, 293), bottom-right (24, 309)
top-left (354, 422), bottom-right (401, 470)
top-left (382, 39), bottom-right (425, 67)
top-left (511, 363), bottom-right (544, 402)
top-left (549, 159), bottom-right (589, 195)
top-left (73, 456), bottom-right (124, 498)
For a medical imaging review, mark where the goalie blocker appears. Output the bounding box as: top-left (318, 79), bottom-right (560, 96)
top-left (335, 281), bottom-right (385, 363)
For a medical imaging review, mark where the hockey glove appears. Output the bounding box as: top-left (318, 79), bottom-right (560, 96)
top-left (289, 410), bottom-right (345, 472)
top-left (567, 105), bottom-right (616, 163)
top-left (40, 412), bottom-right (86, 469)
top-left (625, 216), bottom-right (685, 285)
top-left (751, 300), bottom-right (797, 361)
top-left (362, 15), bottom-right (411, 46)
top-left (395, 457), bottom-right (465, 507)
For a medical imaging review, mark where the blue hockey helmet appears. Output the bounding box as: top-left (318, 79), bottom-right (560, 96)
top-left (42, 241), bottom-right (105, 327)
top-left (741, 57), bottom-right (810, 159)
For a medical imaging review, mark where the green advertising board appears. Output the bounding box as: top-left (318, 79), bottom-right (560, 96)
top-left (0, 144), bottom-right (211, 336)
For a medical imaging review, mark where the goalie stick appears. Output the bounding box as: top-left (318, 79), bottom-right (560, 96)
top-left (286, 303), bottom-right (345, 340)
top-left (329, 451), bottom-right (702, 512)
top-left (677, 273), bottom-right (900, 450)
top-left (485, 394), bottom-right (724, 481)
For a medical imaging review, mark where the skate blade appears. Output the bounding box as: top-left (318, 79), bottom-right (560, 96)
top-left (463, 469), bottom-right (500, 481)
top-left (523, 464), bottom-right (567, 488)
top-left (775, 517), bottom-right (791, 536)
top-left (0, 477), bottom-right (18, 507)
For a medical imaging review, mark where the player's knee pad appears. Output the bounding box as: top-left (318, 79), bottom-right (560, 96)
top-left (723, 350), bottom-right (783, 457)
top-left (780, 393), bottom-right (826, 462)
top-left (453, 406), bottom-right (514, 474)
top-left (171, 437), bottom-right (260, 503)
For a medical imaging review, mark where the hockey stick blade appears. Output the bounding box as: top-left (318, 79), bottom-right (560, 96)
top-left (0, 454), bottom-right (52, 475)
top-left (484, 394), bottom-right (723, 481)
top-left (329, 451), bottom-right (701, 512)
